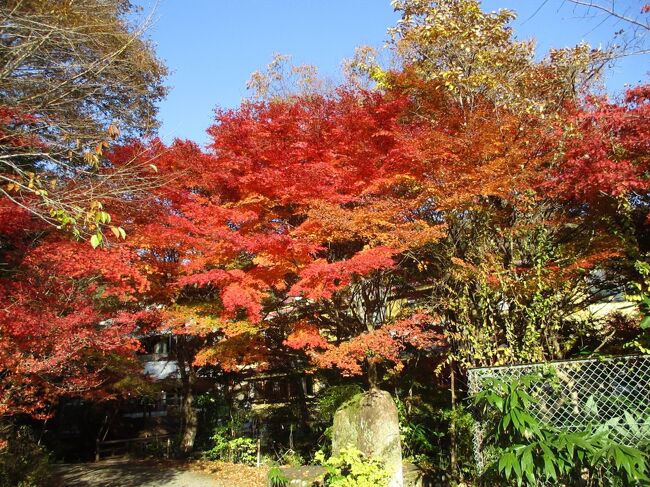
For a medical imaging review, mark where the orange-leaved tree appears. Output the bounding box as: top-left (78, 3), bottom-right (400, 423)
top-left (121, 88), bottom-right (450, 450)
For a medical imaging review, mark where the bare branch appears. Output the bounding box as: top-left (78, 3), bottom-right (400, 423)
top-left (566, 0), bottom-right (650, 31)
top-left (0, 0), bottom-right (168, 237)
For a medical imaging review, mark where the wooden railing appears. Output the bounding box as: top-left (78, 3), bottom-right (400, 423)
top-left (95, 435), bottom-right (173, 462)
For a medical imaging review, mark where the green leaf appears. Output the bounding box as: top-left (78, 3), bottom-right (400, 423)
top-left (521, 446), bottom-right (534, 474)
top-left (511, 390), bottom-right (519, 408)
top-left (584, 395), bottom-right (598, 416)
top-left (624, 411), bottom-right (641, 436)
top-left (541, 445), bottom-right (557, 480)
top-left (640, 315), bottom-right (650, 330)
top-left (518, 390), bottom-right (535, 407)
top-left (490, 392), bottom-right (504, 411)
top-left (512, 452), bottom-right (522, 479)
top-left (90, 234), bottom-right (101, 249)
top-left (499, 452), bottom-right (515, 479)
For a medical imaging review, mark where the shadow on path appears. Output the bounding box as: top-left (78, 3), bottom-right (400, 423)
top-left (52, 461), bottom-right (207, 487)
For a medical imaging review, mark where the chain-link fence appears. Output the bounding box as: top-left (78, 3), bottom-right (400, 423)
top-left (467, 355), bottom-right (650, 479)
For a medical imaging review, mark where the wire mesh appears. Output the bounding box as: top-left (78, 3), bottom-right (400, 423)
top-left (467, 355), bottom-right (650, 479)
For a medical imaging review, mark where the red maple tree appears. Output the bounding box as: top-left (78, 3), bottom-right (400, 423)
top-left (106, 90), bottom-right (449, 448)
top-left (0, 201), bottom-right (155, 418)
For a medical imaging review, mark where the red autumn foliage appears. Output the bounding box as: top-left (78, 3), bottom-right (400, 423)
top-left (0, 106), bottom-right (43, 150)
top-left (284, 322), bottom-right (329, 351)
top-left (548, 86), bottom-right (650, 202)
top-left (0, 207), bottom-right (153, 417)
top-left (2, 63), bottom-right (648, 415)
top-left (124, 80), bottom-right (650, 381)
top-left (308, 313), bottom-right (444, 377)
top-left (115, 88), bottom-right (448, 378)
top-left (288, 247), bottom-right (397, 301)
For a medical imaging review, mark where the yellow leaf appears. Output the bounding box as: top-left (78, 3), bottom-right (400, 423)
top-left (108, 124), bottom-right (120, 138)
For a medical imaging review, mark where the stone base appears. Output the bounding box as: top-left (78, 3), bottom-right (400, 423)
top-left (332, 389), bottom-right (403, 487)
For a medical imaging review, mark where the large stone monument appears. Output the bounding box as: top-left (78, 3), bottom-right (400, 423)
top-left (332, 389), bottom-right (403, 487)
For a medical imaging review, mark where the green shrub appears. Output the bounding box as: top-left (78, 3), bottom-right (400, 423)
top-left (311, 383), bottom-right (364, 457)
top-left (395, 394), bottom-right (475, 480)
top-left (0, 425), bottom-right (51, 487)
top-left (277, 447), bottom-right (304, 467)
top-left (203, 425), bottom-right (257, 465)
top-left (396, 396), bottom-right (436, 463)
top-left (315, 447), bottom-right (390, 487)
top-left (194, 392), bottom-right (231, 450)
top-left (267, 466), bottom-right (289, 487)
top-left (315, 384), bottom-right (364, 423)
top-left (474, 374), bottom-right (649, 486)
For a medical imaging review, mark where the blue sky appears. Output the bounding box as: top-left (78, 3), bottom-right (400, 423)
top-left (136, 1), bottom-right (649, 145)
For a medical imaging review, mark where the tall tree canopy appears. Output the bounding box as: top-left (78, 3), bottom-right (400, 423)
top-left (121, 0), bottom-right (649, 386)
top-left (0, 0), bottom-right (167, 239)
top-left (123, 89), bottom-right (446, 383)
top-left (0, 0), bottom-right (166, 417)
top-left (2, 1), bottom-right (649, 448)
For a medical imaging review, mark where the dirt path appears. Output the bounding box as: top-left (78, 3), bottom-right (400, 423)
top-left (52, 461), bottom-right (252, 487)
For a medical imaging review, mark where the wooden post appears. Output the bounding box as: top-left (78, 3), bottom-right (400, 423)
top-left (256, 438), bottom-right (261, 467)
top-left (95, 437), bottom-right (100, 462)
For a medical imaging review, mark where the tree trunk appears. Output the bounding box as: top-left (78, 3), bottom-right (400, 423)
top-left (180, 378), bottom-right (197, 455)
top-left (176, 335), bottom-right (198, 456)
top-left (367, 360), bottom-right (380, 390)
top-left (295, 376), bottom-right (310, 430)
top-left (450, 365), bottom-right (458, 478)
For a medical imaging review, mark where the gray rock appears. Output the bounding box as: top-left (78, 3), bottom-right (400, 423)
top-left (332, 389), bottom-right (403, 487)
